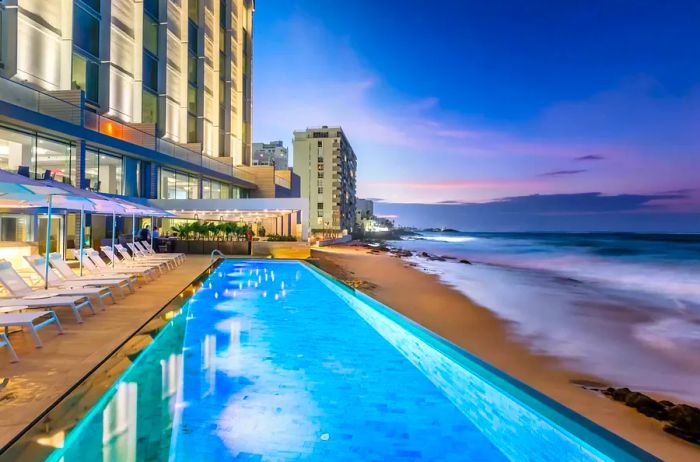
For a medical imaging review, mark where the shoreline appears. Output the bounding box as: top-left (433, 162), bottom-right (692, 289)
top-left (311, 244), bottom-right (699, 461)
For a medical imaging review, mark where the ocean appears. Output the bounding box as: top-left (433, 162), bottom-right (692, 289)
top-left (389, 232), bottom-right (700, 404)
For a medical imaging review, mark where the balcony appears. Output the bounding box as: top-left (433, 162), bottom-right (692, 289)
top-left (0, 75), bottom-right (245, 180)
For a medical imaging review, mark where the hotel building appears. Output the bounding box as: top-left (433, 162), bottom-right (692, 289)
top-left (0, 0), bottom-right (254, 198)
top-left (0, 0), bottom-right (309, 251)
top-left (293, 126), bottom-right (356, 234)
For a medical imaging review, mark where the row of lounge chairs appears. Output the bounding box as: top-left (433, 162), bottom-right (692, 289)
top-left (0, 241), bottom-right (185, 362)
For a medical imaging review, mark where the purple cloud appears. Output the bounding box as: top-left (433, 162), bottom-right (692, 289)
top-left (539, 169), bottom-right (588, 177)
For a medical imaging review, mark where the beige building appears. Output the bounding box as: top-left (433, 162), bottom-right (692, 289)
top-left (293, 126), bottom-right (356, 234)
top-left (0, 0), bottom-right (254, 166)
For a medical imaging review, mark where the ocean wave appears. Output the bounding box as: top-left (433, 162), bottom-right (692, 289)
top-left (405, 255), bottom-right (700, 403)
top-left (416, 236), bottom-right (479, 243)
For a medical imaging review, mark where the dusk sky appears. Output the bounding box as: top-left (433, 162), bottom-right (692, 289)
top-left (253, 1), bottom-right (700, 231)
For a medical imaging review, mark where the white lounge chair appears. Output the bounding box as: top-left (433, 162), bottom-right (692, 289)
top-left (126, 243), bottom-right (180, 268)
top-left (24, 255), bottom-right (125, 302)
top-left (100, 246), bottom-right (166, 275)
top-left (139, 240), bottom-right (185, 264)
top-left (0, 262), bottom-right (95, 323)
top-left (0, 308), bottom-right (63, 349)
top-left (1, 259), bottom-right (112, 310)
top-left (49, 253), bottom-right (136, 295)
top-left (77, 249), bottom-right (157, 282)
top-left (0, 332), bottom-right (18, 362)
top-left (115, 244), bottom-right (174, 270)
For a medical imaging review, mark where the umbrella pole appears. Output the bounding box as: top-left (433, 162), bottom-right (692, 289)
top-left (111, 211), bottom-right (116, 268)
top-left (132, 213), bottom-right (136, 245)
top-left (79, 205), bottom-right (85, 276)
top-left (44, 194), bottom-right (53, 290)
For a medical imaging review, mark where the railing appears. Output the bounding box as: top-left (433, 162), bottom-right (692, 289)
top-left (0, 75), bottom-right (247, 181)
top-left (0, 77), bottom-right (82, 124)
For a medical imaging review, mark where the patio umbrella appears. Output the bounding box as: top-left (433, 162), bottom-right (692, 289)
top-left (0, 177), bottom-right (97, 289)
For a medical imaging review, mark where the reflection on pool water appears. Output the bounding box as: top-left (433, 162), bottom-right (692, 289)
top-left (44, 260), bottom-right (655, 461)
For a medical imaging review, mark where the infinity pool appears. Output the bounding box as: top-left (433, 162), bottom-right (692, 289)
top-left (34, 259), bottom-right (654, 461)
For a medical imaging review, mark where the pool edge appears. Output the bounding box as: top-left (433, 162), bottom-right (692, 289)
top-left (301, 259), bottom-right (662, 462)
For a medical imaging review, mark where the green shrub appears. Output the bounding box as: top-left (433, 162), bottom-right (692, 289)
top-left (266, 234), bottom-right (297, 242)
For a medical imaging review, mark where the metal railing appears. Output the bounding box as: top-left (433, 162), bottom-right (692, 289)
top-left (0, 75), bottom-right (246, 180)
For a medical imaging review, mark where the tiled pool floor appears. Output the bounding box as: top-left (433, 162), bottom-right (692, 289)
top-left (172, 261), bottom-right (507, 461)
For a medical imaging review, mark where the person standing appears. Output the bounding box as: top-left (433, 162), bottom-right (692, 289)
top-left (139, 225), bottom-right (151, 242)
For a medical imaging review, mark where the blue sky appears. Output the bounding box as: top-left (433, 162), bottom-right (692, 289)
top-left (253, 1), bottom-right (700, 230)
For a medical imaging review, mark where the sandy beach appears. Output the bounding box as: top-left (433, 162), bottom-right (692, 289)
top-left (312, 244), bottom-right (700, 462)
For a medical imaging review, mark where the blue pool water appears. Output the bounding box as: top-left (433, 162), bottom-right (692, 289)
top-left (43, 260), bottom-right (655, 461)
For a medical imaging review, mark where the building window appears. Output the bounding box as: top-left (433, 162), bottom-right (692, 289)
top-left (98, 153), bottom-right (123, 195)
top-left (188, 0), bottom-right (199, 22)
top-left (142, 90), bottom-right (158, 124)
top-left (187, 114), bottom-right (198, 143)
top-left (318, 172), bottom-right (324, 179)
top-left (219, 0), bottom-right (226, 27)
top-left (188, 53), bottom-right (198, 84)
top-left (34, 137), bottom-right (75, 185)
top-left (317, 202), bottom-right (324, 209)
top-left (188, 21), bottom-right (198, 53)
top-left (187, 85), bottom-right (198, 113)
top-left (318, 187), bottom-right (323, 194)
top-left (0, 126), bottom-right (33, 176)
top-left (144, 0), bottom-right (159, 19)
top-left (202, 178), bottom-right (229, 199)
top-left (143, 14), bottom-right (159, 55)
top-left (160, 169), bottom-right (200, 199)
top-left (143, 52), bottom-right (159, 92)
top-left (71, 52), bottom-right (99, 103)
top-left (73, 3), bottom-right (100, 58)
top-left (84, 149), bottom-right (123, 194)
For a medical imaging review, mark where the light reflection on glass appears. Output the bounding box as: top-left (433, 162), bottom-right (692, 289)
top-left (202, 334), bottom-right (217, 397)
top-left (102, 382), bottom-right (137, 462)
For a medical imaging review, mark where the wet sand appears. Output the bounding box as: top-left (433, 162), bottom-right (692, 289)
top-left (311, 245), bottom-right (700, 462)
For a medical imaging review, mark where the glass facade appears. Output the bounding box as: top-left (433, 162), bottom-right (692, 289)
top-left (143, 14), bottom-right (159, 56)
top-left (0, 125), bottom-right (76, 185)
top-left (73, 3), bottom-right (100, 57)
top-left (71, 52), bottom-right (99, 103)
top-left (34, 137), bottom-right (76, 184)
top-left (0, 215), bottom-right (33, 242)
top-left (202, 178), bottom-right (232, 199)
top-left (0, 126), bottom-right (33, 175)
top-left (159, 169), bottom-right (200, 199)
top-left (142, 90), bottom-right (158, 124)
top-left (85, 149), bottom-right (123, 195)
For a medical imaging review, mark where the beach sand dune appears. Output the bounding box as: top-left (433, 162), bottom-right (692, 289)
top-left (312, 245), bottom-right (700, 462)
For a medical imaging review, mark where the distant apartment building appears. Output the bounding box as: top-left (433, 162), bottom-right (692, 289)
top-left (355, 198), bottom-right (374, 231)
top-left (252, 140), bottom-right (288, 169)
top-left (293, 126), bottom-right (357, 233)
top-left (0, 0), bottom-right (255, 199)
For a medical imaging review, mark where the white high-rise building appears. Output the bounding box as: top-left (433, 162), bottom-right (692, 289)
top-left (293, 126), bottom-right (356, 234)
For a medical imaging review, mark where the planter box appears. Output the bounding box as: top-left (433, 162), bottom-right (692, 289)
top-left (188, 240), bottom-right (204, 254)
top-left (202, 241), bottom-right (217, 255)
top-left (174, 240), bottom-right (188, 254)
top-left (252, 241), bottom-right (310, 259)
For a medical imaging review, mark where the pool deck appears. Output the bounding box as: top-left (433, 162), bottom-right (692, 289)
top-left (0, 255), bottom-right (214, 450)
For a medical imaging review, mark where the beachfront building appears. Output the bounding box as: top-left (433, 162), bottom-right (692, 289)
top-left (0, 0), bottom-right (254, 179)
top-left (355, 198), bottom-right (374, 232)
top-left (252, 140), bottom-right (288, 169)
top-left (0, 0), bottom-right (309, 250)
top-left (293, 126), bottom-right (357, 236)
